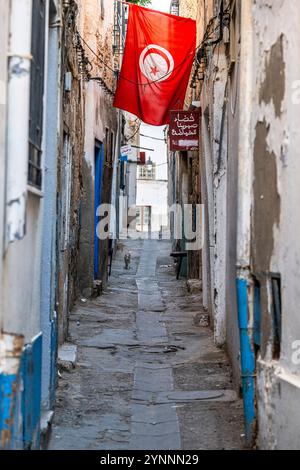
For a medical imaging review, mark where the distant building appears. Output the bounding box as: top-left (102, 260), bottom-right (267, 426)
top-left (136, 124), bottom-right (168, 236)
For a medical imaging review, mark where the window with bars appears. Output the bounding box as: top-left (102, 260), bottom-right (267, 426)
top-left (170, 0), bottom-right (179, 16)
top-left (113, 0), bottom-right (127, 55)
top-left (138, 164), bottom-right (156, 180)
top-left (28, 0), bottom-right (46, 190)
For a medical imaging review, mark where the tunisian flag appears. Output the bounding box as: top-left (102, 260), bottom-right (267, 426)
top-left (113, 5), bottom-right (196, 126)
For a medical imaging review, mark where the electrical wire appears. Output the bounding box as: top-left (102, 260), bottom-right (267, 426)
top-left (140, 134), bottom-right (165, 142)
top-left (77, 3), bottom-right (230, 92)
top-left (76, 2), bottom-right (229, 121)
top-left (79, 31), bottom-right (199, 88)
top-left (79, 33), bottom-right (118, 76)
top-left (126, 121), bottom-right (141, 141)
top-left (190, 2), bottom-right (231, 89)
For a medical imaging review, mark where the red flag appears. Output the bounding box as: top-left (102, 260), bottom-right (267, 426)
top-left (113, 5), bottom-right (196, 126)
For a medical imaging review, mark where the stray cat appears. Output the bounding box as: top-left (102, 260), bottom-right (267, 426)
top-left (124, 253), bottom-right (131, 270)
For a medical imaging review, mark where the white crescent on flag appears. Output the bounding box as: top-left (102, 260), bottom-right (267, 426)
top-left (139, 44), bottom-right (175, 83)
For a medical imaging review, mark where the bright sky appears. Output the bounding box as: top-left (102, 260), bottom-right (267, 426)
top-left (150, 0), bottom-right (171, 13)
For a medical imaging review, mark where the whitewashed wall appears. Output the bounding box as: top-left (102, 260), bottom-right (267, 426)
top-left (0, 0), bottom-right (9, 328)
top-left (250, 0), bottom-right (300, 450)
top-left (136, 180), bottom-right (168, 233)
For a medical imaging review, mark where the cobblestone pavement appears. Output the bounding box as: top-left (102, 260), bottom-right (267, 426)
top-left (49, 239), bottom-right (244, 450)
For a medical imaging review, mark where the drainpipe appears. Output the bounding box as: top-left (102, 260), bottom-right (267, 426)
top-left (236, 0), bottom-right (256, 448)
top-left (5, 0), bottom-right (33, 246)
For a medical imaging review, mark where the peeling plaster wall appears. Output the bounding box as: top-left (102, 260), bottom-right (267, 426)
top-left (250, 0), bottom-right (300, 450)
top-left (173, 0), bottom-right (300, 446)
top-left (0, 0), bottom-right (9, 327)
top-left (3, 194), bottom-right (43, 341)
top-left (178, 0), bottom-right (241, 386)
top-left (2, 0), bottom-right (44, 344)
top-left (226, 28), bottom-right (241, 390)
top-left (56, 0), bottom-right (85, 343)
top-left (40, 0), bottom-right (62, 410)
top-left (78, 0), bottom-right (119, 291)
top-left (0, 0), bottom-right (50, 448)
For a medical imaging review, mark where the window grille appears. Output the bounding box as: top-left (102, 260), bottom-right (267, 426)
top-left (138, 164), bottom-right (156, 180)
top-left (170, 0), bottom-right (179, 16)
top-left (28, 0), bottom-right (46, 190)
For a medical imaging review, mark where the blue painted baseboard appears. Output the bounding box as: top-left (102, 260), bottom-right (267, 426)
top-left (0, 332), bottom-right (43, 450)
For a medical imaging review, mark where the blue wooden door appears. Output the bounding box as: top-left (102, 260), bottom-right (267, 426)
top-left (94, 143), bottom-right (104, 279)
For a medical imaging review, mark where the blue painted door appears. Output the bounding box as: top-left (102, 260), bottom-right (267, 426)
top-left (94, 143), bottom-right (104, 279)
top-left (21, 334), bottom-right (42, 449)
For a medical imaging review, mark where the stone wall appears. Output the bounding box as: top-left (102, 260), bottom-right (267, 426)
top-left (56, 0), bottom-right (85, 342)
top-left (178, 0), bottom-right (241, 383)
top-left (78, 0), bottom-right (120, 292)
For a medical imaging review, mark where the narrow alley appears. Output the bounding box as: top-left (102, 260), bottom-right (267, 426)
top-left (2, 0), bottom-right (300, 456)
top-left (49, 240), bottom-right (243, 450)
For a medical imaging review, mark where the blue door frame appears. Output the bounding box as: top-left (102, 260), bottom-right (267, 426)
top-left (94, 142), bottom-right (104, 279)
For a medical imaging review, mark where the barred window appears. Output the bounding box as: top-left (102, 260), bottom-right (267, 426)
top-left (138, 164), bottom-right (156, 180)
top-left (170, 0), bottom-right (179, 16)
top-left (28, 0), bottom-right (46, 190)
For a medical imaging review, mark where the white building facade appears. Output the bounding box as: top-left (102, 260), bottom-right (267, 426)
top-left (136, 124), bottom-right (168, 236)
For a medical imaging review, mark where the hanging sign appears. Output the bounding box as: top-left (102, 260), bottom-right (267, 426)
top-left (169, 111), bottom-right (200, 151)
top-left (121, 144), bottom-right (133, 158)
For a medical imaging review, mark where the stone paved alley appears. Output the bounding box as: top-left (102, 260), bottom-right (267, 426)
top-left (49, 240), bottom-right (244, 450)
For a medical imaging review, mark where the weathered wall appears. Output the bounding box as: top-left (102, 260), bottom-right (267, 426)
top-left (78, 0), bottom-right (119, 292)
top-left (40, 0), bottom-right (62, 410)
top-left (1, 0), bottom-right (41, 343)
top-left (250, 0), bottom-right (300, 450)
top-left (0, 0), bottom-right (46, 448)
top-left (225, 2), bottom-right (241, 388)
top-left (170, 0), bottom-right (300, 448)
top-left (0, 0), bottom-right (9, 326)
top-left (178, 0), bottom-right (241, 383)
top-left (56, 0), bottom-right (85, 343)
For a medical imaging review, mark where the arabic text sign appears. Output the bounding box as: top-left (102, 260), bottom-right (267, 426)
top-left (121, 144), bottom-right (133, 158)
top-left (169, 111), bottom-right (200, 151)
